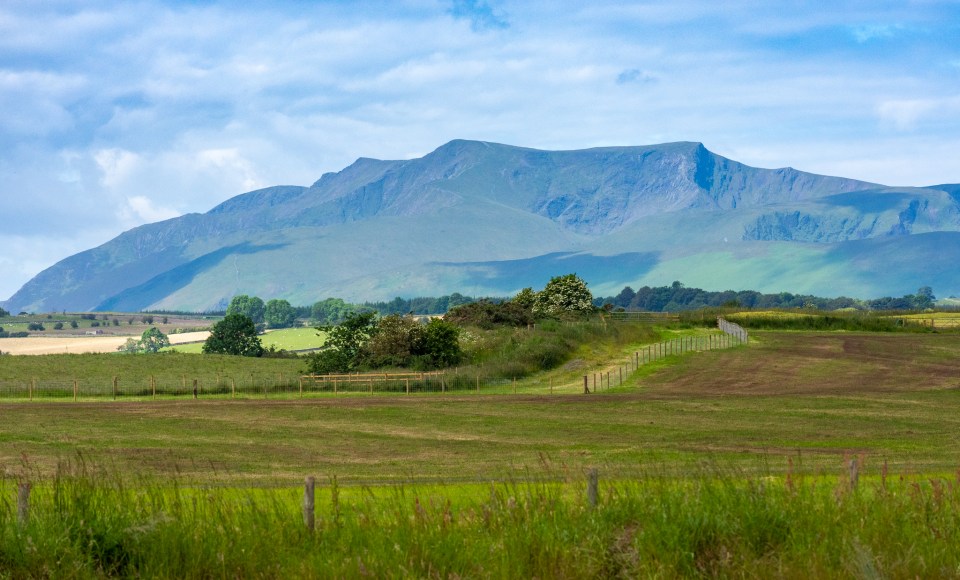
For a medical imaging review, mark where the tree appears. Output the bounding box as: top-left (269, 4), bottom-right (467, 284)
top-left (202, 314), bottom-right (264, 357)
top-left (264, 299), bottom-right (297, 328)
top-left (363, 314), bottom-right (423, 367)
top-left (305, 311), bottom-right (378, 374)
top-left (421, 318), bottom-right (461, 368)
top-left (227, 295), bottom-right (266, 324)
top-left (139, 327), bottom-right (170, 353)
top-left (916, 286), bottom-right (935, 310)
top-left (70, 320), bottom-right (79, 329)
top-left (311, 298), bottom-right (357, 325)
top-left (532, 273), bottom-right (595, 317)
top-left (513, 287), bottom-right (537, 308)
top-left (0, 307), bottom-right (9, 317)
top-left (118, 327), bottom-right (171, 353)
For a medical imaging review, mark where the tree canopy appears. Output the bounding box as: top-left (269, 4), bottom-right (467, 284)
top-left (226, 295), bottom-right (266, 324)
top-left (117, 327), bottom-right (170, 354)
top-left (202, 314), bottom-right (264, 357)
top-left (264, 298), bottom-right (297, 328)
top-left (532, 274), bottom-right (595, 317)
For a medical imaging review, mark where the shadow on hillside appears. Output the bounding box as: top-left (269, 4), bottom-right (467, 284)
top-left (95, 242), bottom-right (290, 312)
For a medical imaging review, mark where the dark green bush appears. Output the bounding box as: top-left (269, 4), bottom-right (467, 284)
top-left (445, 300), bottom-right (534, 329)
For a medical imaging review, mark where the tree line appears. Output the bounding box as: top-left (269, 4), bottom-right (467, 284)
top-left (594, 282), bottom-right (939, 312)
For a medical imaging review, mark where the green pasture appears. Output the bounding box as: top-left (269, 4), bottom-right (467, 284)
top-left (165, 327), bottom-right (328, 354)
top-left (2, 331), bottom-right (960, 484)
top-left (3, 329), bottom-right (960, 576)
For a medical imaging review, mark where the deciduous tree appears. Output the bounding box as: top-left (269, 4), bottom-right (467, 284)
top-left (202, 314), bottom-right (264, 357)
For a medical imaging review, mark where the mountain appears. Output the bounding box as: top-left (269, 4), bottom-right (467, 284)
top-left (5, 140), bottom-right (960, 313)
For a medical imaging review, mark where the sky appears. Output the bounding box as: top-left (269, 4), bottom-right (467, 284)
top-left (2, 0), bottom-right (960, 301)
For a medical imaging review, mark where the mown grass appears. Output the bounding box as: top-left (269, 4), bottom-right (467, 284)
top-left (165, 327), bottom-right (327, 354)
top-left (2, 457), bottom-right (959, 578)
top-left (0, 352), bottom-right (305, 399)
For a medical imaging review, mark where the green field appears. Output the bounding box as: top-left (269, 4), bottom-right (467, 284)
top-left (3, 331), bottom-right (959, 481)
top-left (165, 327), bottom-right (328, 354)
top-left (3, 330), bottom-right (960, 576)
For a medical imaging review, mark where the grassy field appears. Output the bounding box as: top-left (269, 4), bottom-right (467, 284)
top-left (3, 464), bottom-right (958, 578)
top-left (3, 330), bottom-right (960, 576)
top-left (164, 326), bottom-right (327, 354)
top-left (2, 331), bottom-right (959, 483)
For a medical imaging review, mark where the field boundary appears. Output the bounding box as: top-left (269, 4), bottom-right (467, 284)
top-left (0, 319), bottom-right (748, 401)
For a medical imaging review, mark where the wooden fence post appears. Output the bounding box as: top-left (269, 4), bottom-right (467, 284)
top-left (583, 375), bottom-right (589, 394)
top-left (635, 351), bottom-right (639, 368)
top-left (231, 378), bottom-right (236, 399)
top-left (73, 379), bottom-right (78, 401)
top-left (477, 375), bottom-right (480, 393)
top-left (151, 376), bottom-right (156, 399)
top-left (303, 476), bottom-right (315, 532)
top-left (17, 482), bottom-right (31, 525)
top-left (587, 469), bottom-right (598, 508)
top-left (113, 376), bottom-right (118, 400)
top-left (193, 379), bottom-right (198, 399)
top-left (849, 458), bottom-right (859, 490)
top-left (406, 378), bottom-right (410, 394)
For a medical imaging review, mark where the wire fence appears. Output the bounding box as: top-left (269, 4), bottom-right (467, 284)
top-left (0, 319), bottom-right (748, 401)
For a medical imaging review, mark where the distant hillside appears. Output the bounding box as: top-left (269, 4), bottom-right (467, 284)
top-left (4, 140), bottom-right (960, 313)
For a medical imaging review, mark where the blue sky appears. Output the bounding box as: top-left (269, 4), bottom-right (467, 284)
top-left (2, 0), bottom-right (960, 301)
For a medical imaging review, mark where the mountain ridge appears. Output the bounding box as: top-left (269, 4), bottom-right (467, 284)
top-left (4, 140), bottom-right (958, 313)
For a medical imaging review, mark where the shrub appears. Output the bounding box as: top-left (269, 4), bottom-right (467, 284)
top-left (28, 322), bottom-right (45, 331)
top-left (445, 300), bottom-right (533, 329)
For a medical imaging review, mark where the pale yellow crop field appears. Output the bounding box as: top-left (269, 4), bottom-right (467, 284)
top-left (0, 331), bottom-right (209, 355)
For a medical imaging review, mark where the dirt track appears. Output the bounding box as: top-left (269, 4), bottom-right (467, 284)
top-left (0, 331), bottom-right (210, 355)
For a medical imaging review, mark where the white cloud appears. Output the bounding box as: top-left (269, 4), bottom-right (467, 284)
top-left (121, 195), bottom-right (180, 224)
top-left (2, 0), bottom-right (960, 299)
top-left (850, 24), bottom-right (900, 43)
top-left (876, 95), bottom-right (960, 130)
top-left (94, 148), bottom-right (142, 188)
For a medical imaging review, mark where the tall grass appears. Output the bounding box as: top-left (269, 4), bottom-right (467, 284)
top-left (458, 319), bottom-right (662, 380)
top-left (724, 312), bottom-right (935, 332)
top-left (2, 457), bottom-right (959, 577)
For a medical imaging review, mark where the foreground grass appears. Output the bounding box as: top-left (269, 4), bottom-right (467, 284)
top-left (2, 461), bottom-right (958, 578)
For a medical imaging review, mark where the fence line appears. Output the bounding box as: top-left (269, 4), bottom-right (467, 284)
top-left (0, 330), bottom-right (748, 401)
top-left (717, 317), bottom-right (749, 343)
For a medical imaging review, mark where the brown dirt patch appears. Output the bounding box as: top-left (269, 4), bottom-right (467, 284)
top-left (638, 332), bottom-right (960, 397)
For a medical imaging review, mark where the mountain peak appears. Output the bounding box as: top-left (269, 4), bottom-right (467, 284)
top-left (7, 139), bottom-right (941, 313)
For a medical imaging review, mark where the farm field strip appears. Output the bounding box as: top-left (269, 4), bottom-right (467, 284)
top-left (0, 331), bottom-right (210, 355)
top-left (0, 328), bottom-right (737, 399)
top-left (3, 331), bottom-right (960, 486)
